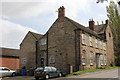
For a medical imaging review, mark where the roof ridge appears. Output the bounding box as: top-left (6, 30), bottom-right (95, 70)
top-left (29, 31), bottom-right (43, 36)
top-left (65, 17), bottom-right (104, 40)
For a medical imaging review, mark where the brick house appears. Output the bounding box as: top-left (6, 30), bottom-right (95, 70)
top-left (20, 6), bottom-right (114, 74)
top-left (0, 47), bottom-right (20, 70)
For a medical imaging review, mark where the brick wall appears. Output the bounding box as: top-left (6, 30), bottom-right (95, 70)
top-left (0, 57), bottom-right (19, 70)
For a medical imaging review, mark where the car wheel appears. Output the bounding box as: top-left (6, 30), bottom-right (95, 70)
top-left (35, 77), bottom-right (39, 80)
top-left (45, 74), bottom-right (49, 79)
top-left (12, 73), bottom-right (16, 77)
top-left (59, 73), bottom-right (62, 77)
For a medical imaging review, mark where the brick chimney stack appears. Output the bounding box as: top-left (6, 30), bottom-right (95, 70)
top-left (58, 6), bottom-right (65, 22)
top-left (89, 19), bottom-right (95, 31)
top-left (58, 6), bottom-right (65, 17)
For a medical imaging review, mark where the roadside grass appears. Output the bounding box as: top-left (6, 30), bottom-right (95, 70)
top-left (66, 66), bottom-right (119, 77)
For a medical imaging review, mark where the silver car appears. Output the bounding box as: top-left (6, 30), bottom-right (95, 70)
top-left (0, 67), bottom-right (16, 77)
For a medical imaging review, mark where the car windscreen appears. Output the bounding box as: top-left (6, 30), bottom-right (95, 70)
top-left (35, 67), bottom-right (44, 71)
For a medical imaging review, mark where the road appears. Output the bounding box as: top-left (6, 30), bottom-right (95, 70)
top-left (1, 68), bottom-right (119, 80)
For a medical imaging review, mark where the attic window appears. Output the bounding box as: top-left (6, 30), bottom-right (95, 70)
top-left (41, 38), bottom-right (46, 45)
top-left (109, 33), bottom-right (111, 37)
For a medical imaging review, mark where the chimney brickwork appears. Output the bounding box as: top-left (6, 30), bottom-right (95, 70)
top-left (89, 19), bottom-right (95, 31)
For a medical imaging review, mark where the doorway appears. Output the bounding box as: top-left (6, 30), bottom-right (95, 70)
top-left (96, 53), bottom-right (101, 68)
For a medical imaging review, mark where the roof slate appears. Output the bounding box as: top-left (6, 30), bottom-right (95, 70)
top-left (65, 17), bottom-right (104, 39)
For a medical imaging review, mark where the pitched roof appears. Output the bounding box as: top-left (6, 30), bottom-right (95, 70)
top-left (65, 17), bottom-right (104, 39)
top-left (29, 31), bottom-right (43, 40)
top-left (0, 47), bottom-right (20, 57)
top-left (20, 31), bottom-right (43, 46)
top-left (94, 24), bottom-right (107, 34)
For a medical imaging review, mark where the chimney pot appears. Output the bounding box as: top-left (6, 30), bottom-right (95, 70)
top-left (58, 6), bottom-right (65, 22)
top-left (58, 6), bottom-right (65, 18)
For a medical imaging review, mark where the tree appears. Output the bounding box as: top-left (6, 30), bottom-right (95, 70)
top-left (106, 1), bottom-right (120, 66)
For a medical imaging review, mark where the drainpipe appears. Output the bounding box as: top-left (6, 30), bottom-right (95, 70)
top-left (74, 29), bottom-right (80, 71)
top-left (46, 32), bottom-right (49, 66)
top-left (36, 41), bottom-right (38, 68)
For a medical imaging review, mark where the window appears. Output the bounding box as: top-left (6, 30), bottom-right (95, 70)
top-left (82, 50), bottom-right (86, 65)
top-left (104, 54), bottom-right (107, 65)
top-left (103, 42), bottom-right (106, 50)
top-left (49, 56), bottom-right (55, 64)
top-left (82, 32), bottom-right (86, 44)
top-left (51, 67), bottom-right (57, 71)
top-left (100, 54), bottom-right (103, 65)
top-left (95, 38), bottom-right (98, 48)
top-left (41, 38), bottom-right (46, 45)
top-left (100, 40), bottom-right (102, 49)
top-left (90, 51), bottom-right (94, 65)
top-left (109, 33), bottom-right (111, 37)
top-left (89, 36), bottom-right (92, 46)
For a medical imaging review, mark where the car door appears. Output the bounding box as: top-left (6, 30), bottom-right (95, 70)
top-left (0, 68), bottom-right (4, 77)
top-left (3, 68), bottom-right (10, 77)
top-left (51, 67), bottom-right (58, 77)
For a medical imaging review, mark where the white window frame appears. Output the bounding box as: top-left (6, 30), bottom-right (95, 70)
top-left (82, 32), bottom-right (86, 45)
top-left (89, 36), bottom-right (92, 46)
top-left (90, 51), bottom-right (94, 65)
top-left (103, 42), bottom-right (106, 50)
top-left (104, 54), bottom-right (107, 65)
top-left (82, 50), bottom-right (86, 65)
top-left (41, 38), bottom-right (46, 45)
top-left (100, 40), bottom-right (102, 49)
top-left (100, 54), bottom-right (103, 65)
top-left (95, 38), bottom-right (98, 48)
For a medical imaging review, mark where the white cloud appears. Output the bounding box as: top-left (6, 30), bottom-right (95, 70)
top-left (0, 19), bottom-right (38, 49)
top-left (0, 0), bottom-right (110, 49)
top-left (1, 0), bottom-right (93, 19)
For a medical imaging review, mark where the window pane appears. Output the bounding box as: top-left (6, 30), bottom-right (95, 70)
top-left (90, 51), bottom-right (94, 65)
top-left (82, 50), bottom-right (86, 65)
top-left (41, 38), bottom-right (46, 45)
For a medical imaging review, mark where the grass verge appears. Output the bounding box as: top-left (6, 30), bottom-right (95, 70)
top-left (66, 66), bottom-right (119, 77)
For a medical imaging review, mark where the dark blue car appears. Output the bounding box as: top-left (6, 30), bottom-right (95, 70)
top-left (34, 66), bottom-right (62, 80)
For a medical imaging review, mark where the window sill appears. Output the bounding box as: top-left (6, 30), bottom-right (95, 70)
top-left (90, 64), bottom-right (94, 66)
top-left (82, 43), bottom-right (86, 46)
top-left (82, 63), bottom-right (86, 66)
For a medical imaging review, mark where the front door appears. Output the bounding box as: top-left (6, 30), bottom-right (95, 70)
top-left (96, 53), bottom-right (101, 68)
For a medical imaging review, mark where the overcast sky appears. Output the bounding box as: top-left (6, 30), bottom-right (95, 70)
top-left (0, 0), bottom-right (119, 49)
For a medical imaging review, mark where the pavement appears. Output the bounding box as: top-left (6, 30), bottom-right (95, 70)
top-left (1, 68), bottom-right (120, 80)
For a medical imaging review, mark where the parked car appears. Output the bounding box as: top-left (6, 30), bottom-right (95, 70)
top-left (34, 66), bottom-right (62, 80)
top-left (0, 67), bottom-right (16, 77)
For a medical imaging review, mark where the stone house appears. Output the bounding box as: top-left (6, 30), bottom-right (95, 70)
top-left (20, 6), bottom-right (114, 74)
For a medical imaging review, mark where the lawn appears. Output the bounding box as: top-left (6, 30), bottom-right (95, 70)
top-left (66, 66), bottom-right (119, 77)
